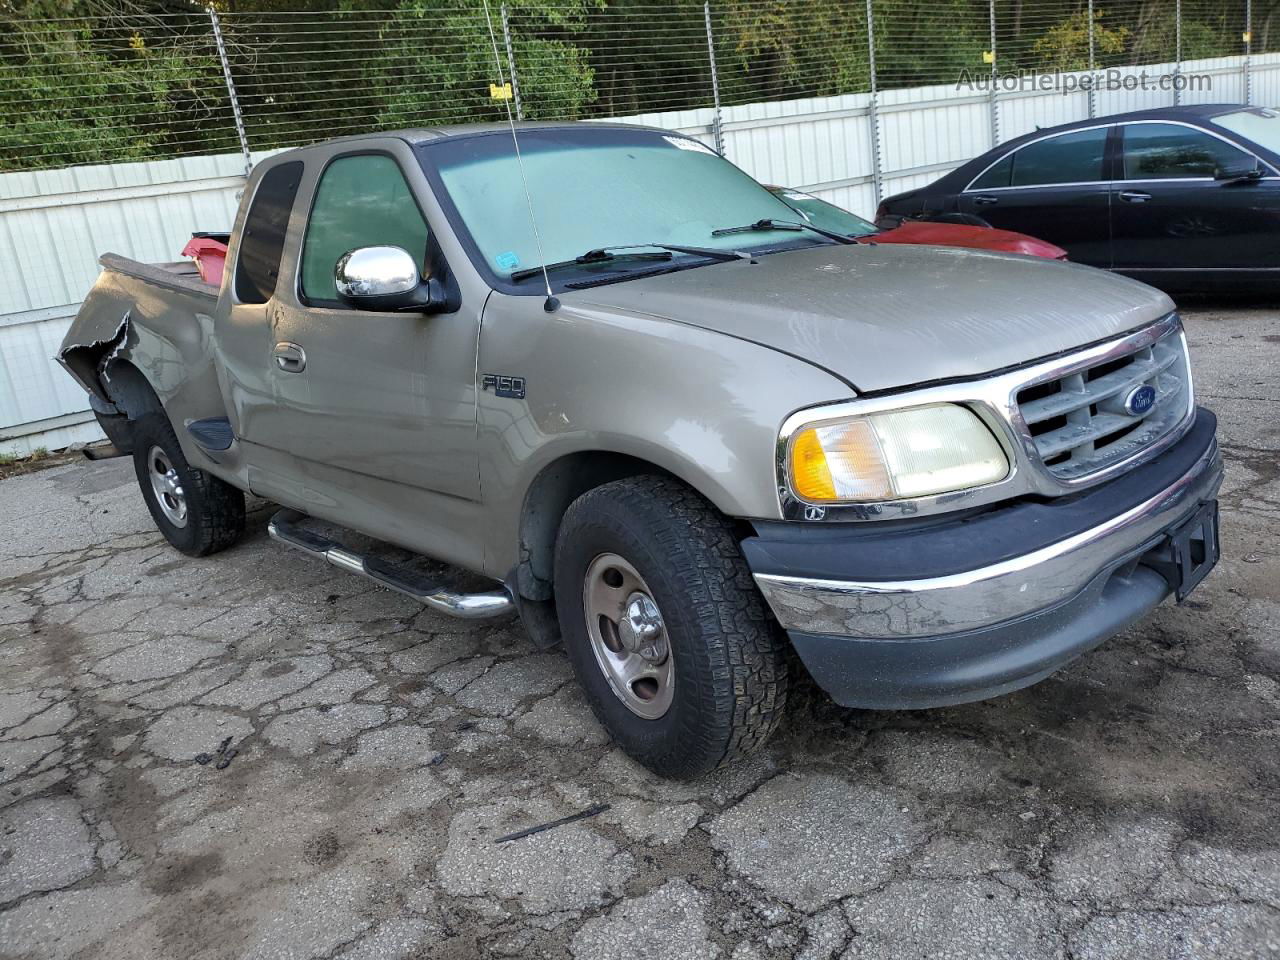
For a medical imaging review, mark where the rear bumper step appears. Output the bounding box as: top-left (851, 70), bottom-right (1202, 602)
top-left (83, 442), bottom-right (127, 461)
top-left (267, 509), bottom-right (515, 620)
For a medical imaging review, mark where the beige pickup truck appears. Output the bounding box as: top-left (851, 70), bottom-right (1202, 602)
top-left (60, 123), bottom-right (1222, 778)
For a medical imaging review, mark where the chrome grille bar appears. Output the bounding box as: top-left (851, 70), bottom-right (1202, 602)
top-left (1017, 325), bottom-right (1191, 481)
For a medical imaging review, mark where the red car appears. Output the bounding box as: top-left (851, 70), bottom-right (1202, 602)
top-left (767, 186), bottom-right (1067, 260)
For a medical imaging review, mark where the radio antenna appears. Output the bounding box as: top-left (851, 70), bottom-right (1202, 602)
top-left (481, 0), bottom-right (559, 312)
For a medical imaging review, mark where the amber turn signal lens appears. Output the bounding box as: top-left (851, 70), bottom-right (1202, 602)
top-left (790, 427), bottom-right (837, 501)
top-left (786, 404), bottom-right (1008, 504)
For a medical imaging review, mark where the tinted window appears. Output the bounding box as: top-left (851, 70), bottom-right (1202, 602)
top-left (769, 187), bottom-right (878, 237)
top-left (970, 153), bottom-right (1013, 189)
top-left (235, 161), bottom-right (303, 304)
top-left (1122, 123), bottom-right (1254, 179)
top-left (301, 154), bottom-right (430, 303)
top-left (1008, 128), bottom-right (1109, 187)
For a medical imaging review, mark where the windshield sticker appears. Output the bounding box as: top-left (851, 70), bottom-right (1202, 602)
top-left (494, 251), bottom-right (520, 271)
top-left (663, 136), bottom-right (717, 155)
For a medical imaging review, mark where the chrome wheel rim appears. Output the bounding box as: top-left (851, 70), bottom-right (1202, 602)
top-left (582, 553), bottom-right (674, 720)
top-left (147, 445), bottom-right (188, 528)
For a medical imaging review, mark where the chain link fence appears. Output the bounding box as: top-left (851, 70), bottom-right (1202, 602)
top-left (0, 0), bottom-right (1267, 174)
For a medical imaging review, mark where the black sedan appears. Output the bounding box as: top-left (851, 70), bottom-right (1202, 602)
top-left (877, 104), bottom-right (1280, 293)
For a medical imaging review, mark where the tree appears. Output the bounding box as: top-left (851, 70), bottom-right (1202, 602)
top-left (1031, 8), bottom-right (1129, 71)
top-left (0, 1), bottom-right (228, 170)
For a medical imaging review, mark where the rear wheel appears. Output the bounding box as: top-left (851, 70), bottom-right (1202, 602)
top-left (554, 475), bottom-right (788, 779)
top-left (131, 413), bottom-right (245, 557)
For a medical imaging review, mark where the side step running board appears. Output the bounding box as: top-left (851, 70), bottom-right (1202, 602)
top-left (267, 509), bottom-right (515, 620)
top-left (187, 416), bottom-right (235, 452)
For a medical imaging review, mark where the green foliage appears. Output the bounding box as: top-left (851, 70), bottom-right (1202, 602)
top-left (719, 0), bottom-right (870, 102)
top-left (357, 0), bottom-right (595, 128)
top-left (0, 0), bottom-right (1259, 171)
top-left (1031, 9), bottom-right (1129, 71)
top-left (871, 0), bottom-right (986, 87)
top-left (0, 4), bottom-right (228, 169)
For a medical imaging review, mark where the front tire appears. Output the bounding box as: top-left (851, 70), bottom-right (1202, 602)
top-left (131, 412), bottom-right (245, 557)
top-left (554, 476), bottom-right (788, 779)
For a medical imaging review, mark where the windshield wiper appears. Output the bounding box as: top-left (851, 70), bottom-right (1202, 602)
top-left (711, 218), bottom-right (857, 245)
top-left (508, 243), bottom-right (751, 283)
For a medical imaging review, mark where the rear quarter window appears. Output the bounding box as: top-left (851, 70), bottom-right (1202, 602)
top-left (970, 128), bottom-right (1109, 190)
top-left (235, 161), bottom-right (304, 304)
top-left (970, 153), bottom-right (1013, 189)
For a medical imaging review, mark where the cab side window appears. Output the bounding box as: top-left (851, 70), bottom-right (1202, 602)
top-left (1121, 123), bottom-right (1255, 180)
top-left (300, 154), bottom-right (430, 304)
top-left (236, 161), bottom-right (304, 304)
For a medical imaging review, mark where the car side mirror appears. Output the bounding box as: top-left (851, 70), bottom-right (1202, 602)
top-left (1214, 164), bottom-right (1263, 184)
top-left (334, 245), bottom-right (441, 312)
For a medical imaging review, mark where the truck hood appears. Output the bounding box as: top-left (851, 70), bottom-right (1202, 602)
top-left (569, 243), bottom-right (1173, 393)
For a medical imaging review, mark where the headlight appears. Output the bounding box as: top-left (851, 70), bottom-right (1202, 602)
top-left (786, 403), bottom-right (1009, 503)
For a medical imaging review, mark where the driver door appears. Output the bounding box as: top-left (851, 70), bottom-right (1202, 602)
top-left (250, 146), bottom-right (481, 564)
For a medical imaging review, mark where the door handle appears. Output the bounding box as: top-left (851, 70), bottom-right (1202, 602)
top-left (1119, 190), bottom-right (1152, 203)
top-left (273, 341), bottom-right (306, 373)
top-left (971, 195), bottom-right (999, 206)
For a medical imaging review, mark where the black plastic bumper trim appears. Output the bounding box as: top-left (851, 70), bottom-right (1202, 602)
top-left (788, 563), bottom-right (1171, 710)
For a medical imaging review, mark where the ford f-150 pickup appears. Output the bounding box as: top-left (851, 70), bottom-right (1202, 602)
top-left (59, 123), bottom-right (1222, 778)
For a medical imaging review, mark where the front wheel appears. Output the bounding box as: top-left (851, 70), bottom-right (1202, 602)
top-left (131, 412), bottom-right (245, 557)
top-left (554, 476), bottom-right (788, 779)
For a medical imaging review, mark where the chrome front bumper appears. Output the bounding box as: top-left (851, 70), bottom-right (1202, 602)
top-left (753, 434), bottom-right (1223, 641)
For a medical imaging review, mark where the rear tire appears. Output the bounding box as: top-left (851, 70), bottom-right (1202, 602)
top-left (554, 475), bottom-right (788, 779)
top-left (131, 412), bottom-right (245, 557)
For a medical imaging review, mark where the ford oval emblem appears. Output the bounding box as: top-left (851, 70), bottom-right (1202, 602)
top-left (1123, 384), bottom-right (1157, 416)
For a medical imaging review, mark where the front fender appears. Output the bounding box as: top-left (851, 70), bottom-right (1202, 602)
top-left (476, 293), bottom-right (855, 575)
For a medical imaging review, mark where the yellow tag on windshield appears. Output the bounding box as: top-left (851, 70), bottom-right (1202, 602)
top-left (489, 82), bottom-right (513, 101)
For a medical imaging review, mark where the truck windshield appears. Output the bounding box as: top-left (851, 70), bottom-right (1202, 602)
top-left (418, 128), bottom-right (820, 288)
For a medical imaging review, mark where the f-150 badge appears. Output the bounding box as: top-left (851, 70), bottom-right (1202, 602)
top-left (481, 374), bottom-right (527, 400)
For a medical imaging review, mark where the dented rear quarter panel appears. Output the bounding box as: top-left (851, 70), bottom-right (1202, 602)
top-left (60, 261), bottom-right (226, 468)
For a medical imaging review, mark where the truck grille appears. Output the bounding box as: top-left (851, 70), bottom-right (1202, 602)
top-left (1016, 326), bottom-right (1191, 482)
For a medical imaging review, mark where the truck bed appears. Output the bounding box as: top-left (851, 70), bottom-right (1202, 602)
top-left (99, 252), bottom-right (219, 302)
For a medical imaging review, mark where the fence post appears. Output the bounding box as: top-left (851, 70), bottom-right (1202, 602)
top-left (207, 6), bottom-right (252, 175)
top-left (988, 0), bottom-right (999, 147)
top-left (500, 5), bottom-right (523, 121)
top-left (865, 0), bottom-right (883, 206)
top-left (1244, 0), bottom-right (1253, 105)
top-left (1087, 0), bottom-right (1097, 118)
top-left (703, 2), bottom-right (725, 155)
top-left (1173, 0), bottom-right (1183, 105)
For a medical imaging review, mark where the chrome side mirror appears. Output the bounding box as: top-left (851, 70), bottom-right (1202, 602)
top-left (334, 245), bottom-right (428, 311)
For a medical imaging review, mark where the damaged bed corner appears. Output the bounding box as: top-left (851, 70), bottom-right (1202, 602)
top-left (56, 312), bottom-right (132, 460)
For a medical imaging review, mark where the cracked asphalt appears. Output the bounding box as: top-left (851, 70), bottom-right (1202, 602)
top-left (1, 305), bottom-right (1278, 960)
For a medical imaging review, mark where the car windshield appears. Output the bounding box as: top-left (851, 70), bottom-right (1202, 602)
top-left (766, 187), bottom-right (879, 238)
top-left (418, 128), bottom-right (820, 286)
top-left (1211, 107), bottom-right (1280, 156)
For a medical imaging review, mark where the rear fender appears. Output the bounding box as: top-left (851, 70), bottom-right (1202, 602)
top-left (59, 269), bottom-right (231, 469)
